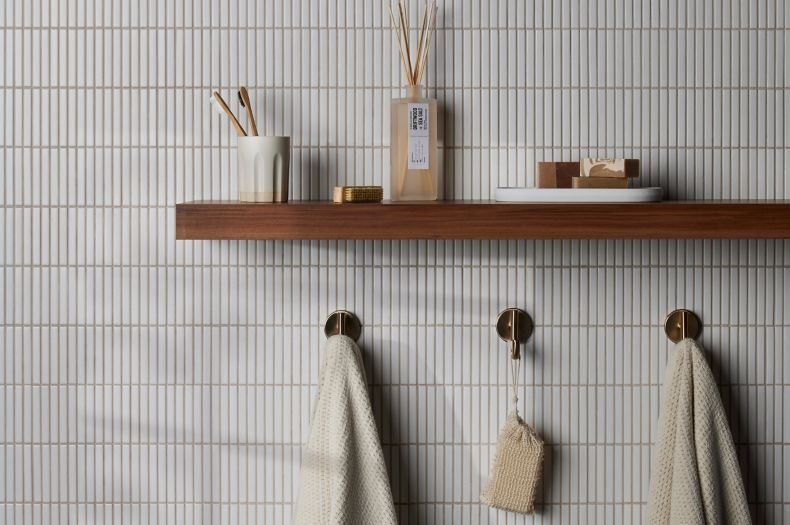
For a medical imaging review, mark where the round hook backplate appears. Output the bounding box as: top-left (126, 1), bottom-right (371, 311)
top-left (663, 309), bottom-right (701, 343)
top-left (324, 310), bottom-right (362, 341)
top-left (496, 308), bottom-right (533, 358)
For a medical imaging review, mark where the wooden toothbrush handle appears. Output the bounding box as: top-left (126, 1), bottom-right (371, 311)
top-left (239, 87), bottom-right (259, 136)
top-left (213, 91), bottom-right (247, 137)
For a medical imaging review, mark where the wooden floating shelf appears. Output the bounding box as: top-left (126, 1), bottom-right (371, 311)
top-left (176, 200), bottom-right (790, 240)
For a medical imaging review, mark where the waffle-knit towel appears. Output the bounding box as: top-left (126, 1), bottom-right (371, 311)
top-left (294, 335), bottom-right (397, 525)
top-left (647, 339), bottom-right (751, 525)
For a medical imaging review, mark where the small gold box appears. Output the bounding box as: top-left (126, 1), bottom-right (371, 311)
top-left (571, 177), bottom-right (628, 189)
top-left (332, 186), bottom-right (384, 203)
top-left (580, 158), bottom-right (640, 178)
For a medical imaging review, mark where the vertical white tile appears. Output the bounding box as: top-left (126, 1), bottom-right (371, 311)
top-left (0, 0), bottom-right (787, 522)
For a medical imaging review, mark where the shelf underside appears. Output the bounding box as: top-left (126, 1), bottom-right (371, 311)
top-left (175, 200), bottom-right (790, 240)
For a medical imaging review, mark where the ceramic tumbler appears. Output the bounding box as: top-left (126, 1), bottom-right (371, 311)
top-left (238, 136), bottom-right (291, 202)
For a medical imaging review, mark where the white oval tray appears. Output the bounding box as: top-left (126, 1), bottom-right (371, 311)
top-left (494, 187), bottom-right (663, 203)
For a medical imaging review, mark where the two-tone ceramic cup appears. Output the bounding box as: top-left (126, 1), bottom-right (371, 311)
top-left (238, 136), bottom-right (290, 202)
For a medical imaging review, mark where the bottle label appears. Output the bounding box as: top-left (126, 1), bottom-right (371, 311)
top-left (407, 103), bottom-right (429, 170)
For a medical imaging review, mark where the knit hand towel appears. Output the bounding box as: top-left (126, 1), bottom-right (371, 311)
top-left (293, 335), bottom-right (397, 525)
top-left (480, 411), bottom-right (544, 514)
top-left (647, 339), bottom-right (751, 525)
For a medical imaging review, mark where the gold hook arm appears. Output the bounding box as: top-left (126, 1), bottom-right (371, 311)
top-left (324, 310), bottom-right (362, 341)
top-left (681, 310), bottom-right (688, 339)
top-left (496, 308), bottom-right (532, 360)
top-left (663, 309), bottom-right (702, 343)
top-left (510, 339), bottom-right (519, 360)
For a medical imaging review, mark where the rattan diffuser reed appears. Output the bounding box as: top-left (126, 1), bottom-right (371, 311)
top-left (388, 1), bottom-right (437, 86)
top-left (388, 1), bottom-right (439, 201)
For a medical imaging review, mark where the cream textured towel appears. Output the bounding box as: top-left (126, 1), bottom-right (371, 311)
top-left (293, 335), bottom-right (397, 525)
top-left (480, 411), bottom-right (544, 514)
top-left (647, 339), bottom-right (751, 525)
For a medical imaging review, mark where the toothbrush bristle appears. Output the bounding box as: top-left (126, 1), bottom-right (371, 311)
top-left (210, 94), bottom-right (224, 114)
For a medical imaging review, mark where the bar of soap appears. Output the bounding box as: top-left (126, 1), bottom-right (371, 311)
top-left (537, 161), bottom-right (579, 188)
top-left (580, 158), bottom-right (640, 178)
top-left (572, 176), bottom-right (628, 189)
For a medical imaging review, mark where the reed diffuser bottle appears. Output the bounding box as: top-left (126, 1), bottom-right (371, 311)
top-left (388, 1), bottom-right (438, 201)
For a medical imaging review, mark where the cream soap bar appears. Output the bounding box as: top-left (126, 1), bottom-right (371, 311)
top-left (580, 158), bottom-right (640, 178)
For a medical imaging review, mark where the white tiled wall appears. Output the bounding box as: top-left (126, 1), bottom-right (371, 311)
top-left (1, 0), bottom-right (788, 523)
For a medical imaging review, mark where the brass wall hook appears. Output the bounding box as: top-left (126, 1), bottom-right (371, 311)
top-left (663, 308), bottom-right (702, 343)
top-left (496, 308), bottom-right (533, 359)
top-left (324, 309), bottom-right (362, 341)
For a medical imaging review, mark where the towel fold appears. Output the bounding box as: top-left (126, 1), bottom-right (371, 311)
top-left (647, 339), bottom-right (751, 525)
top-left (294, 335), bottom-right (397, 525)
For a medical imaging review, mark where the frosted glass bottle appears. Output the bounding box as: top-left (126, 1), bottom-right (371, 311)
top-left (390, 85), bottom-right (438, 201)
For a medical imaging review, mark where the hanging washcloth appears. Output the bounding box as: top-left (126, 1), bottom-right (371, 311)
top-left (481, 358), bottom-right (544, 514)
top-left (293, 335), bottom-right (397, 525)
top-left (647, 338), bottom-right (751, 525)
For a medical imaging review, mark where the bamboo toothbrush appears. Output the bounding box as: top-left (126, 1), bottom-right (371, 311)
top-left (210, 91), bottom-right (247, 137)
top-left (237, 87), bottom-right (259, 136)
